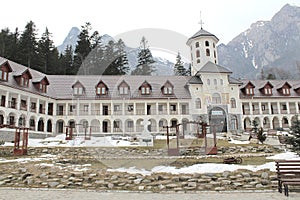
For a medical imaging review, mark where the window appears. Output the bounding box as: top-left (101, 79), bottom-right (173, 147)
top-left (141, 86), bottom-right (150, 94)
top-left (283, 118), bottom-right (288, 124)
top-left (20, 77), bottom-right (29, 87)
top-left (127, 120), bottom-right (133, 128)
top-left (207, 79), bottom-right (210, 85)
top-left (214, 79), bottom-right (217, 85)
top-left (283, 88), bottom-right (290, 95)
top-left (230, 98), bottom-right (236, 108)
top-left (84, 105), bottom-right (89, 112)
top-left (264, 88), bottom-right (272, 95)
top-left (197, 59), bottom-right (200, 63)
top-left (119, 87), bottom-right (128, 94)
top-left (21, 100), bottom-right (27, 108)
top-left (114, 105), bottom-right (120, 112)
top-left (220, 79), bottom-right (223, 85)
top-left (96, 82), bottom-right (107, 95)
top-left (73, 87), bottom-right (83, 95)
top-left (261, 105), bottom-right (266, 111)
top-left (195, 98), bottom-right (201, 109)
top-left (158, 105), bottom-right (163, 111)
top-left (282, 104), bottom-right (287, 110)
top-left (212, 93), bottom-right (221, 104)
top-left (0, 70), bottom-right (8, 81)
top-left (206, 49), bottom-right (210, 56)
top-left (195, 42), bottom-right (199, 48)
top-left (171, 120), bottom-right (177, 128)
top-left (170, 104), bottom-right (177, 111)
top-left (163, 87), bottom-right (173, 95)
top-left (113, 121), bottom-right (120, 128)
top-left (69, 105), bottom-right (76, 113)
top-left (214, 51), bottom-right (216, 58)
top-left (205, 41), bottom-right (209, 46)
top-left (196, 50), bottom-right (200, 58)
top-left (246, 87), bottom-right (254, 95)
top-left (39, 84), bottom-right (47, 93)
top-left (128, 105), bottom-right (134, 112)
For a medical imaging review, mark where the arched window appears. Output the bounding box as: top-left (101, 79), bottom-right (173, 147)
top-left (230, 98), bottom-right (236, 108)
top-left (195, 42), bottom-right (199, 48)
top-left (206, 49), bottom-right (210, 56)
top-left (205, 41), bottom-right (209, 46)
top-left (214, 51), bottom-right (216, 58)
top-left (196, 50), bottom-right (200, 58)
top-left (213, 43), bottom-right (215, 48)
top-left (212, 93), bottom-right (221, 104)
top-left (207, 79), bottom-right (210, 85)
top-left (214, 79), bottom-right (217, 85)
top-left (195, 98), bottom-right (201, 109)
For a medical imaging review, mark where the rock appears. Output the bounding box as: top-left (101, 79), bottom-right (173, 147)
top-left (107, 183), bottom-right (114, 189)
top-left (188, 182), bottom-right (197, 187)
top-left (133, 178), bottom-right (143, 184)
top-left (166, 183), bottom-right (178, 189)
top-left (138, 186), bottom-right (145, 190)
top-left (158, 184), bottom-right (165, 190)
top-left (179, 176), bottom-right (191, 181)
top-left (256, 183), bottom-right (264, 188)
top-left (0, 181), bottom-right (5, 186)
top-left (222, 171), bottom-right (230, 178)
top-left (241, 172), bottom-right (250, 178)
top-left (48, 182), bottom-right (59, 188)
top-left (261, 172), bottom-right (269, 179)
top-left (261, 179), bottom-right (270, 185)
top-left (57, 184), bottom-right (66, 188)
top-left (215, 187), bottom-right (226, 191)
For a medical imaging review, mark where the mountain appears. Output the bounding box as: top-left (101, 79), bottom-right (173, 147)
top-left (56, 28), bottom-right (181, 75)
top-left (218, 4), bottom-right (300, 79)
top-left (57, 27), bottom-right (80, 53)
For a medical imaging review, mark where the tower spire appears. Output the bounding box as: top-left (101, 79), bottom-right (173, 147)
top-left (198, 11), bottom-right (204, 29)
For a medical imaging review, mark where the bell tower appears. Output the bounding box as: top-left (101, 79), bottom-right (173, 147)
top-left (186, 23), bottom-right (219, 76)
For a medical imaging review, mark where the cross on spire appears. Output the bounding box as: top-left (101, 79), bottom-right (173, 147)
top-left (198, 11), bottom-right (204, 29)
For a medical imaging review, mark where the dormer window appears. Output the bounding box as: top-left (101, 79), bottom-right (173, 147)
top-left (0, 61), bottom-right (12, 81)
top-left (140, 81), bottom-right (151, 95)
top-left (162, 80), bottom-right (174, 95)
top-left (282, 88), bottom-right (290, 95)
top-left (33, 76), bottom-right (49, 93)
top-left (96, 80), bottom-right (108, 95)
top-left (14, 69), bottom-right (32, 87)
top-left (72, 80), bottom-right (85, 96)
top-left (264, 88), bottom-right (272, 95)
top-left (118, 80), bottom-right (130, 95)
top-left (20, 77), bottom-right (29, 87)
top-left (73, 87), bottom-right (83, 95)
top-left (242, 81), bottom-right (255, 96)
top-left (246, 88), bottom-right (254, 95)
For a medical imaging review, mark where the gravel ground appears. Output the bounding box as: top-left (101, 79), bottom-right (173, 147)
top-left (0, 188), bottom-right (299, 200)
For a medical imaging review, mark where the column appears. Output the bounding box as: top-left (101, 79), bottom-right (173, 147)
top-left (53, 102), bottom-right (57, 116)
top-left (5, 91), bottom-right (9, 107)
top-left (88, 102), bottom-right (91, 115)
top-left (177, 102), bottom-right (180, 115)
top-left (156, 102), bottom-right (159, 115)
top-left (45, 101), bottom-right (49, 115)
top-left (258, 102), bottom-right (262, 115)
top-left (27, 97), bottom-right (30, 112)
top-left (66, 103), bottom-right (69, 115)
top-left (144, 102), bottom-right (147, 115)
top-left (296, 102), bottom-right (299, 114)
top-left (76, 101), bottom-right (80, 116)
top-left (36, 99), bottom-right (40, 114)
top-left (17, 94), bottom-right (21, 110)
top-left (277, 102), bottom-right (281, 114)
top-left (268, 102), bottom-right (272, 115)
top-left (286, 102), bottom-right (290, 114)
top-left (122, 101), bottom-right (125, 116)
top-left (167, 100), bottom-right (170, 115)
top-left (133, 102), bottom-right (136, 115)
top-left (249, 102), bottom-right (253, 115)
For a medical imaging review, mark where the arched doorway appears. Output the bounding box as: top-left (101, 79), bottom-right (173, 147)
top-left (38, 118), bottom-right (44, 131)
top-left (47, 119), bottom-right (52, 132)
top-left (209, 107), bottom-right (227, 132)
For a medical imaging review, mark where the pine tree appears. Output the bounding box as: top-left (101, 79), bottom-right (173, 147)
top-left (288, 115), bottom-right (300, 155)
top-left (18, 21), bottom-right (38, 68)
top-left (103, 39), bottom-right (129, 75)
top-left (38, 27), bottom-right (55, 73)
top-left (174, 52), bottom-right (187, 76)
top-left (131, 36), bottom-right (155, 75)
top-left (62, 45), bottom-right (74, 75)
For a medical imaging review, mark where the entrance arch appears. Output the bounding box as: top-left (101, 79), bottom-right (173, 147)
top-left (209, 107), bottom-right (227, 132)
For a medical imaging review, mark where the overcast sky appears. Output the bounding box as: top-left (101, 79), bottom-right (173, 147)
top-left (1, 0), bottom-right (299, 47)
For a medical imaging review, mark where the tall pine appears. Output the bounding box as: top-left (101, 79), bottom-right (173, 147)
top-left (131, 36), bottom-right (155, 75)
top-left (18, 21), bottom-right (38, 68)
top-left (288, 115), bottom-right (300, 155)
top-left (174, 52), bottom-right (187, 76)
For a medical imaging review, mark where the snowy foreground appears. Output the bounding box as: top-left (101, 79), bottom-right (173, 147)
top-left (2, 134), bottom-right (299, 175)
